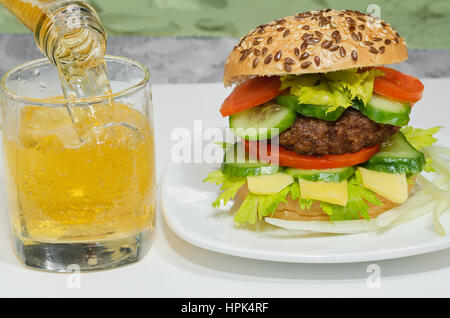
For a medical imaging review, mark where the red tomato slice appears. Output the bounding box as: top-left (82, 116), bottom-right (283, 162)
top-left (220, 77), bottom-right (288, 117)
top-left (245, 141), bottom-right (381, 169)
top-left (374, 67), bottom-right (424, 104)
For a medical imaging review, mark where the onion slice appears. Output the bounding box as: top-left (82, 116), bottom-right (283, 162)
top-left (265, 217), bottom-right (381, 234)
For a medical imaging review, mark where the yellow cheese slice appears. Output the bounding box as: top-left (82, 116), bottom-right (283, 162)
top-left (358, 167), bottom-right (408, 204)
top-left (247, 173), bottom-right (293, 195)
top-left (299, 179), bottom-right (348, 206)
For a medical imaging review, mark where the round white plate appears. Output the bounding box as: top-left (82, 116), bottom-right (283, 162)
top-left (161, 135), bottom-right (450, 264)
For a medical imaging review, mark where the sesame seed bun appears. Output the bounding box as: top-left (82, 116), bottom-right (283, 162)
top-left (223, 9), bottom-right (408, 86)
top-left (236, 178), bottom-right (416, 222)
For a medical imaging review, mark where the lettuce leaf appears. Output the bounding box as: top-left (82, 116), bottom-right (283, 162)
top-left (235, 186), bottom-right (291, 225)
top-left (401, 126), bottom-right (442, 150)
top-left (203, 170), bottom-right (246, 208)
top-left (289, 181), bottom-right (314, 210)
top-left (280, 74), bottom-right (352, 112)
top-left (401, 126), bottom-right (441, 173)
top-left (204, 169), bottom-right (384, 225)
top-left (280, 68), bottom-right (383, 113)
top-left (233, 182), bottom-right (316, 225)
top-left (204, 170), bottom-right (315, 225)
top-left (319, 171), bottom-right (382, 221)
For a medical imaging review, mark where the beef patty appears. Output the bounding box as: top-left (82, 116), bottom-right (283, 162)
top-left (279, 108), bottom-right (399, 156)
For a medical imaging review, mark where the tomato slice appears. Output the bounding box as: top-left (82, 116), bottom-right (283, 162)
top-left (220, 76), bottom-right (288, 117)
top-left (374, 67), bottom-right (424, 104)
top-left (245, 141), bottom-right (381, 169)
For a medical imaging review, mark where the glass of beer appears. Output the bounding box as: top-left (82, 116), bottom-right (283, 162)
top-left (0, 56), bottom-right (156, 272)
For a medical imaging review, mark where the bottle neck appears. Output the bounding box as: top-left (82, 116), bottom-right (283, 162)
top-left (35, 1), bottom-right (107, 67)
top-left (33, 1), bottom-right (111, 99)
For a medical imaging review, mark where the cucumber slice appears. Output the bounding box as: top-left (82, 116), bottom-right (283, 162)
top-left (276, 94), bottom-right (345, 121)
top-left (364, 132), bottom-right (425, 174)
top-left (285, 166), bottom-right (355, 183)
top-left (354, 94), bottom-right (411, 126)
top-left (220, 143), bottom-right (280, 177)
top-left (229, 101), bottom-right (296, 140)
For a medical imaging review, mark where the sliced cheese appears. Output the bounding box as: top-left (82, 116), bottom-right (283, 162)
top-left (358, 167), bottom-right (408, 204)
top-left (247, 173), bottom-right (293, 195)
top-left (298, 179), bottom-right (348, 206)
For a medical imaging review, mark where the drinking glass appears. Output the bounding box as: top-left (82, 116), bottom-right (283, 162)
top-left (0, 56), bottom-right (156, 272)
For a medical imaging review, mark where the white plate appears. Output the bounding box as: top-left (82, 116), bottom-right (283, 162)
top-left (161, 134), bottom-right (450, 264)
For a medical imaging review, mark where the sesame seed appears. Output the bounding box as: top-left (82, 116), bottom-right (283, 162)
top-left (283, 30), bottom-right (290, 37)
top-left (339, 46), bottom-right (346, 57)
top-left (264, 54), bottom-right (273, 64)
top-left (262, 47), bottom-right (268, 56)
top-left (351, 50), bottom-right (358, 61)
top-left (294, 48), bottom-right (300, 57)
top-left (379, 46), bottom-right (385, 54)
top-left (385, 39), bottom-right (391, 45)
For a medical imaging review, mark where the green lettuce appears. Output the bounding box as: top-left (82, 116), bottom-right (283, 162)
top-left (401, 126), bottom-right (441, 172)
top-left (204, 170), bottom-right (315, 225)
top-left (203, 170), bottom-right (246, 208)
top-left (204, 169), bottom-right (386, 225)
top-left (234, 185), bottom-right (291, 225)
top-left (320, 171), bottom-right (382, 221)
top-left (280, 68), bottom-right (383, 113)
top-left (401, 126), bottom-right (442, 150)
top-left (289, 181), bottom-right (314, 210)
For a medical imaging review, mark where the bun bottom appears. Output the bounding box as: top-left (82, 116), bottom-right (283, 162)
top-left (236, 179), bottom-right (416, 221)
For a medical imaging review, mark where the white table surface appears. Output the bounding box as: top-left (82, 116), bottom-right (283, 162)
top-left (0, 79), bottom-right (450, 298)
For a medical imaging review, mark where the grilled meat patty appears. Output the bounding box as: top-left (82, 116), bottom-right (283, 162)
top-left (279, 108), bottom-right (399, 156)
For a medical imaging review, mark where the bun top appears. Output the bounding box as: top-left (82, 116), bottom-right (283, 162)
top-left (223, 9), bottom-right (408, 86)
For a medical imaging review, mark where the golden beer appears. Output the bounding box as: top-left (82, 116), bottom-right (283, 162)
top-left (4, 103), bottom-right (156, 243)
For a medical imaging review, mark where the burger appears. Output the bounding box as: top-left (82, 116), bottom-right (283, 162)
top-left (204, 9), bottom-right (442, 228)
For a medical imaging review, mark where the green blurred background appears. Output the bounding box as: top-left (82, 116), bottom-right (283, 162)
top-left (0, 0), bottom-right (449, 49)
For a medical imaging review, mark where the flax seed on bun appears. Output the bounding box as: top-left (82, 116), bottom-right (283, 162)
top-left (223, 9), bottom-right (408, 86)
